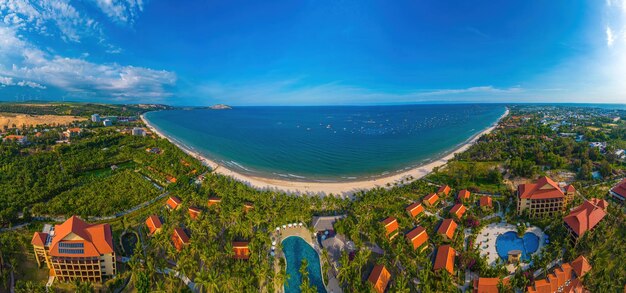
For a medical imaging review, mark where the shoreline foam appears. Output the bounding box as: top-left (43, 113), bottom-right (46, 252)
top-left (141, 107), bottom-right (509, 196)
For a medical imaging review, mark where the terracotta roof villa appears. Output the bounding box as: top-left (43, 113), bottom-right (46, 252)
top-left (232, 241), bottom-right (251, 260)
top-left (405, 226), bottom-right (429, 250)
top-left (610, 178), bottom-right (626, 202)
top-left (145, 215), bottom-right (163, 235)
top-left (472, 277), bottom-right (509, 293)
top-left (31, 216), bottom-right (116, 283)
top-left (367, 264), bottom-right (391, 293)
top-left (3, 134), bottom-right (27, 144)
top-left (423, 193), bottom-right (440, 206)
top-left (563, 198), bottom-right (608, 240)
top-left (382, 217), bottom-right (399, 239)
top-left (479, 196), bottom-right (493, 209)
top-left (517, 176), bottom-right (576, 217)
top-left (207, 197), bottom-right (222, 207)
top-left (527, 255), bottom-right (591, 293)
top-left (457, 189), bottom-right (471, 202)
top-left (171, 227), bottom-right (190, 251)
top-left (406, 202), bottom-right (424, 218)
top-left (437, 219), bottom-right (458, 241)
top-left (166, 196), bottom-right (182, 210)
top-left (438, 185), bottom-right (451, 196)
top-left (188, 206), bottom-right (202, 220)
top-left (433, 245), bottom-right (456, 274)
top-left (449, 204), bottom-right (467, 219)
top-left (243, 203), bottom-right (254, 212)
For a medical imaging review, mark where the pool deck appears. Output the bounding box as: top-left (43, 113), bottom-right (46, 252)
top-left (475, 222), bottom-right (545, 266)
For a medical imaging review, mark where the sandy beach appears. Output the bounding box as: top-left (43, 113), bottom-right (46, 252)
top-left (141, 108), bottom-right (509, 196)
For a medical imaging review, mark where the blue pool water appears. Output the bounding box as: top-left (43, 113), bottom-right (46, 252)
top-left (282, 236), bottom-right (326, 293)
top-left (495, 231), bottom-right (539, 261)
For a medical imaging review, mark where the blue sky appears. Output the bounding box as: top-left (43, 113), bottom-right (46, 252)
top-left (0, 1), bottom-right (624, 105)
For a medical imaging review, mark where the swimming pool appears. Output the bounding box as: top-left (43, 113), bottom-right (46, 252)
top-left (282, 236), bottom-right (327, 293)
top-left (495, 231), bottom-right (539, 262)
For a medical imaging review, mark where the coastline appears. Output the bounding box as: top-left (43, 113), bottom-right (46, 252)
top-left (141, 107), bottom-right (509, 196)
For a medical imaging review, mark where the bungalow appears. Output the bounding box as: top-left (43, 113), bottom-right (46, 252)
top-left (188, 206), bottom-right (202, 220)
top-left (609, 178), bottom-right (626, 202)
top-left (423, 193), bottom-right (440, 207)
top-left (207, 197), bottom-right (222, 207)
top-left (243, 203), bottom-right (254, 213)
top-left (433, 245), bottom-right (456, 275)
top-left (527, 255), bottom-right (591, 293)
top-left (437, 185), bottom-right (451, 196)
top-left (479, 196), bottom-right (493, 211)
top-left (382, 217), bottom-right (399, 239)
top-left (232, 241), bottom-right (250, 260)
top-left (145, 215), bottom-right (162, 235)
top-left (3, 134), bottom-right (27, 144)
top-left (63, 128), bottom-right (82, 139)
top-left (449, 204), bottom-right (467, 220)
top-left (437, 219), bottom-right (457, 241)
top-left (166, 196), bottom-right (182, 210)
top-left (405, 202), bottom-right (424, 218)
top-left (405, 226), bottom-right (428, 251)
top-left (457, 189), bottom-right (471, 202)
top-left (472, 277), bottom-right (509, 293)
top-left (563, 198), bottom-right (608, 241)
top-left (171, 228), bottom-right (190, 251)
top-left (367, 264), bottom-right (391, 293)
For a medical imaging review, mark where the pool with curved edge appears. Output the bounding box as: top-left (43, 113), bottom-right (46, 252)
top-left (282, 236), bottom-right (327, 293)
top-left (495, 231), bottom-right (539, 261)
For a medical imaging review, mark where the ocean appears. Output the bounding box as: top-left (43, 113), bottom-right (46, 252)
top-left (144, 104), bottom-right (506, 181)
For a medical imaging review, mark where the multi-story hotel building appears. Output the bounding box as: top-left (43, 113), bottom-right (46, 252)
top-left (31, 216), bottom-right (116, 283)
top-left (516, 176), bottom-right (576, 217)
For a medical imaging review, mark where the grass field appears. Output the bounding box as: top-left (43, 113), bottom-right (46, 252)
top-left (0, 112), bottom-right (86, 128)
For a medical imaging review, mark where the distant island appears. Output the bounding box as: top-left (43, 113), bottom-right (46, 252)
top-left (208, 104), bottom-right (232, 110)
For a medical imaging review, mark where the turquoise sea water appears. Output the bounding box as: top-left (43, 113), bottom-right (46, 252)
top-left (282, 236), bottom-right (326, 293)
top-left (495, 231), bottom-right (539, 261)
top-left (144, 104), bottom-right (506, 181)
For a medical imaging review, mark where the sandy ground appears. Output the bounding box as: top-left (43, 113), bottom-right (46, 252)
top-left (141, 108), bottom-right (509, 196)
top-left (0, 112), bottom-right (85, 128)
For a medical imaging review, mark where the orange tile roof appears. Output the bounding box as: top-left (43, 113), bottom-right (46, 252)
top-left (527, 255), bottom-right (591, 293)
top-left (382, 217), bottom-right (399, 238)
top-left (31, 232), bottom-right (48, 247)
top-left (564, 198), bottom-right (608, 237)
top-left (48, 216), bottom-right (114, 258)
top-left (188, 206), bottom-right (202, 220)
top-left (367, 264), bottom-right (391, 293)
top-left (166, 196), bottom-right (182, 209)
top-left (406, 202), bottom-right (424, 217)
top-left (518, 176), bottom-right (565, 200)
top-left (449, 204), bottom-right (467, 219)
top-left (457, 189), bottom-right (471, 201)
top-left (611, 178), bottom-right (626, 199)
top-left (171, 227), bottom-right (190, 251)
top-left (67, 127), bottom-right (81, 132)
top-left (479, 196), bottom-right (493, 208)
top-left (207, 197), bottom-right (222, 206)
top-left (529, 279), bottom-right (552, 293)
top-left (4, 135), bottom-right (25, 140)
top-left (437, 219), bottom-right (457, 240)
top-left (405, 226), bottom-right (428, 250)
top-left (433, 245), bottom-right (455, 274)
top-left (571, 255), bottom-right (591, 278)
top-left (232, 241), bottom-right (250, 260)
top-left (145, 215), bottom-right (162, 235)
top-left (423, 193), bottom-right (439, 206)
top-left (437, 185), bottom-right (451, 196)
top-left (472, 277), bottom-right (508, 293)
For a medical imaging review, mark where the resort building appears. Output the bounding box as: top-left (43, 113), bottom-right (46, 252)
top-left (382, 217), bottom-right (399, 239)
top-left (232, 241), bottom-right (250, 260)
top-left (91, 114), bottom-right (101, 122)
top-left (457, 189), bottom-right (471, 202)
top-left (102, 119), bottom-right (112, 127)
top-left (563, 198), bottom-right (608, 241)
top-left (479, 196), bottom-right (493, 211)
top-left (449, 204), bottom-right (467, 220)
top-left (516, 176), bottom-right (576, 217)
top-left (166, 196), bottom-right (182, 210)
top-left (207, 197), bottom-right (222, 207)
top-left (472, 277), bottom-right (509, 293)
top-left (433, 245), bottom-right (455, 274)
top-left (437, 219), bottom-right (457, 241)
top-left (438, 185), bottom-right (451, 196)
top-left (3, 134), bottom-right (27, 144)
top-left (367, 264), bottom-right (391, 293)
top-left (145, 215), bottom-right (163, 235)
top-left (63, 128), bottom-right (82, 139)
top-left (609, 178), bottom-right (626, 203)
top-left (188, 206), bottom-right (202, 220)
top-left (171, 228), bottom-right (190, 251)
top-left (31, 216), bottom-right (116, 283)
top-left (405, 226), bottom-right (428, 251)
top-left (423, 193), bottom-right (440, 207)
top-left (243, 203), bottom-right (254, 213)
top-left (526, 255), bottom-right (591, 293)
top-left (406, 202), bottom-right (424, 218)
top-left (131, 127), bottom-right (146, 136)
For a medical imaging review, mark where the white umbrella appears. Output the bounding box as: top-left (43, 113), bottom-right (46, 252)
top-left (272, 241), bottom-right (277, 246)
top-left (299, 223), bottom-right (303, 227)
top-left (288, 224), bottom-right (293, 228)
top-left (282, 225), bottom-right (287, 229)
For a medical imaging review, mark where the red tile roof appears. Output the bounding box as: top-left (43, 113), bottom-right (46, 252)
top-left (188, 206), bottom-right (202, 220)
top-left (207, 197), bottom-right (222, 206)
top-left (405, 226), bottom-right (428, 250)
top-left (518, 176), bottom-right (565, 200)
top-left (449, 204), bottom-right (467, 219)
top-left (406, 202), bottom-right (424, 217)
top-left (166, 196), bottom-right (182, 209)
top-left (232, 241), bottom-right (250, 260)
top-left (171, 227), bottom-right (190, 251)
top-left (48, 216), bottom-right (114, 258)
top-left (433, 245), bottom-right (455, 274)
top-left (438, 185), bottom-right (451, 196)
top-left (457, 189), bottom-right (471, 201)
top-left (145, 215), bottom-right (162, 235)
top-left (479, 196), bottom-right (493, 208)
top-left (382, 217), bottom-right (399, 238)
top-left (571, 255), bottom-right (591, 278)
top-left (437, 219), bottom-right (458, 240)
top-left (472, 277), bottom-right (508, 293)
top-left (367, 264), bottom-right (391, 293)
top-left (31, 232), bottom-right (48, 247)
top-left (610, 178), bottom-right (626, 199)
top-left (563, 198), bottom-right (608, 237)
top-left (527, 255), bottom-right (592, 293)
top-left (423, 193), bottom-right (439, 206)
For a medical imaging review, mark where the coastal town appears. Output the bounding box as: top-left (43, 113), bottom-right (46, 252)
top-left (0, 102), bottom-right (625, 293)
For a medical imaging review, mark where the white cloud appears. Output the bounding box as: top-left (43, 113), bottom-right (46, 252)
top-left (0, 75), bottom-right (45, 88)
top-left (606, 26), bottom-right (616, 47)
top-left (91, 0), bottom-right (144, 25)
top-left (16, 80), bottom-right (45, 88)
top-left (0, 26), bottom-right (175, 100)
